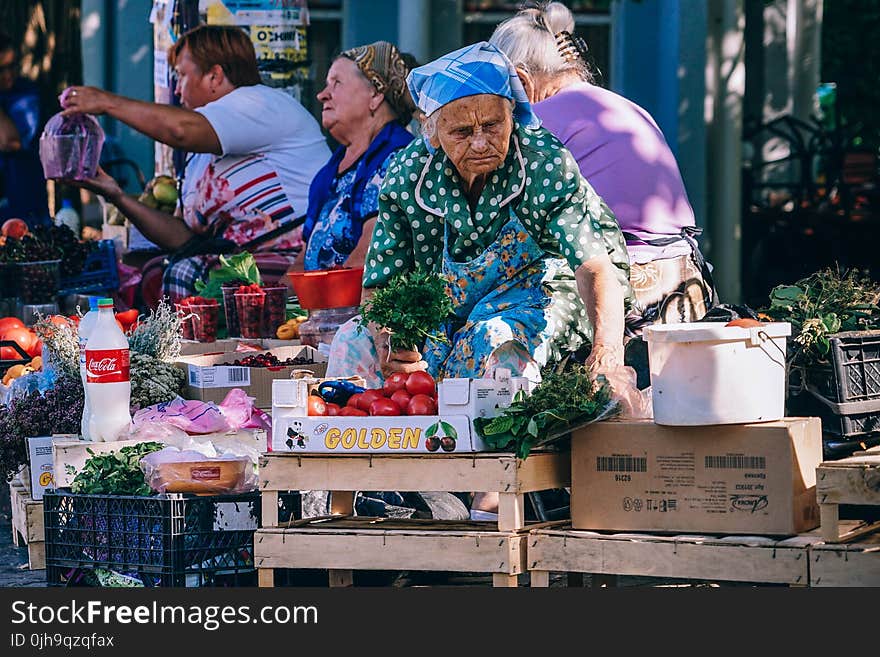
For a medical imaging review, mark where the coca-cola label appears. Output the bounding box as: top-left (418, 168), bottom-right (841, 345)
top-left (85, 349), bottom-right (130, 383)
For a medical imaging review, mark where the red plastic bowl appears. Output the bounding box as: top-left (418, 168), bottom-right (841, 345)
top-left (288, 267), bottom-right (364, 310)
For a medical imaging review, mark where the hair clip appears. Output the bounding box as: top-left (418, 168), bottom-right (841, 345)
top-left (555, 30), bottom-right (590, 66)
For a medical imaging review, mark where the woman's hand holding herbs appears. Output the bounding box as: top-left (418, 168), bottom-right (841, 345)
top-left (367, 321), bottom-right (427, 378)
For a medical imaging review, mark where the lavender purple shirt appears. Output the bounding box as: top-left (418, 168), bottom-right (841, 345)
top-left (534, 82), bottom-right (695, 264)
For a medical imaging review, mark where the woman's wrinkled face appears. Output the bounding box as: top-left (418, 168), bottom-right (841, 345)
top-left (173, 47), bottom-right (213, 109)
top-left (317, 57), bottom-right (376, 138)
top-left (436, 95), bottom-right (513, 184)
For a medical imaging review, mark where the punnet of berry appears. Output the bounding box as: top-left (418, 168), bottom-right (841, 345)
top-left (237, 283), bottom-right (264, 295)
top-left (222, 351), bottom-right (316, 368)
top-left (179, 295), bottom-right (218, 306)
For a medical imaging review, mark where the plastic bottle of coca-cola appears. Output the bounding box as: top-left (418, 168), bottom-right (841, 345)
top-left (78, 296), bottom-right (100, 440)
top-left (84, 298), bottom-right (131, 442)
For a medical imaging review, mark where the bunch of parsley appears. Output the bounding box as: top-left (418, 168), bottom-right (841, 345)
top-left (67, 442), bottom-right (165, 496)
top-left (360, 268), bottom-right (454, 352)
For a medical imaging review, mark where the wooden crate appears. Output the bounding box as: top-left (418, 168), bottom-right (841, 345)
top-left (816, 454), bottom-right (880, 543)
top-left (527, 525), bottom-right (819, 587)
top-left (256, 517), bottom-right (530, 587)
top-left (259, 450), bottom-right (570, 532)
top-left (9, 480), bottom-right (45, 570)
top-left (810, 533), bottom-right (880, 586)
top-left (256, 450), bottom-right (570, 587)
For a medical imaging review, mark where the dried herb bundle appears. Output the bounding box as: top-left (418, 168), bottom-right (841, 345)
top-left (127, 299), bottom-right (183, 362)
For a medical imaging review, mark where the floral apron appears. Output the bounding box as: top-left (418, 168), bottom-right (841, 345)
top-left (423, 210), bottom-right (589, 379)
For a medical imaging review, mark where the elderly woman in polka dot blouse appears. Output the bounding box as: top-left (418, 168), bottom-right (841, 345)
top-left (327, 41), bottom-right (632, 389)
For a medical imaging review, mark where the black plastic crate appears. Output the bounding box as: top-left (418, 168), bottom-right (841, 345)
top-left (804, 330), bottom-right (880, 403)
top-left (58, 239), bottom-right (120, 297)
top-left (44, 490), bottom-right (259, 587)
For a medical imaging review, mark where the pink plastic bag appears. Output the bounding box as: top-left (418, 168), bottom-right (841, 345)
top-left (131, 389), bottom-right (261, 435)
top-left (38, 111), bottom-right (104, 180)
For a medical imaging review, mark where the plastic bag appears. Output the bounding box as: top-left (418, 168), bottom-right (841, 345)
top-left (38, 110), bottom-right (104, 180)
top-left (599, 365), bottom-right (653, 420)
top-left (140, 446), bottom-right (256, 494)
top-left (130, 389), bottom-right (259, 435)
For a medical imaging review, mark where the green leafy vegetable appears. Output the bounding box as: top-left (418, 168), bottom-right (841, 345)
top-left (474, 363), bottom-right (618, 459)
top-left (762, 268), bottom-right (880, 365)
top-left (360, 268), bottom-right (454, 352)
top-left (67, 442), bottom-right (165, 496)
top-left (195, 252), bottom-right (262, 302)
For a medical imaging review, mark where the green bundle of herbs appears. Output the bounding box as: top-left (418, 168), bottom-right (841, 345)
top-left (67, 442), bottom-right (164, 496)
top-left (763, 268), bottom-right (880, 366)
top-left (474, 363), bottom-right (619, 459)
top-left (360, 268), bottom-right (454, 352)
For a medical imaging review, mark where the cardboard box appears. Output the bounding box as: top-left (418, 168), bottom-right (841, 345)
top-left (176, 345), bottom-right (326, 408)
top-left (53, 429), bottom-right (269, 488)
top-left (26, 436), bottom-right (55, 501)
top-left (436, 369), bottom-right (532, 424)
top-left (178, 338), bottom-right (302, 357)
top-left (272, 377), bottom-right (486, 453)
top-left (571, 418), bottom-right (822, 536)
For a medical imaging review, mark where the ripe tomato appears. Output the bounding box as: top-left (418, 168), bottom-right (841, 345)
top-left (405, 371), bottom-right (436, 397)
top-left (307, 395), bottom-right (328, 416)
top-left (357, 389), bottom-right (385, 412)
top-left (346, 393), bottom-right (363, 408)
top-left (339, 406), bottom-right (368, 417)
top-left (383, 372), bottom-right (409, 396)
top-left (407, 393), bottom-right (437, 416)
top-left (370, 398), bottom-right (401, 416)
top-left (47, 315), bottom-right (71, 327)
top-left (0, 346), bottom-right (23, 360)
top-left (325, 403), bottom-right (341, 416)
top-left (2, 326), bottom-right (35, 354)
top-left (26, 338), bottom-right (42, 358)
top-left (0, 317), bottom-right (25, 336)
top-left (389, 389), bottom-right (412, 414)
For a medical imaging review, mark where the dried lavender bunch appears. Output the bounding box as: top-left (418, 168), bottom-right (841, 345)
top-left (33, 316), bottom-right (80, 380)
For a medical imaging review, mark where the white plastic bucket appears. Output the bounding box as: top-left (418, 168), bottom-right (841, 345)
top-left (644, 322), bottom-right (791, 426)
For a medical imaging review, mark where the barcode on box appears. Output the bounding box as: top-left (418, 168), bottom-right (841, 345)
top-left (225, 367), bottom-right (249, 384)
top-left (704, 455), bottom-right (766, 469)
top-left (597, 455), bottom-right (647, 472)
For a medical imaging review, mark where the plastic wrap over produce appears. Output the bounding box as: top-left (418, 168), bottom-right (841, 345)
top-left (131, 389), bottom-right (266, 435)
top-left (140, 446), bottom-right (256, 494)
top-left (38, 108), bottom-right (104, 180)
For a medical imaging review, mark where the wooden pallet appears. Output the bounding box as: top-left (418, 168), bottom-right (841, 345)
top-left (817, 454), bottom-right (880, 543)
top-left (810, 533), bottom-right (880, 586)
top-left (8, 480), bottom-right (45, 570)
top-left (527, 525), bottom-right (820, 587)
top-left (256, 450), bottom-right (570, 587)
top-left (256, 517), bottom-right (535, 587)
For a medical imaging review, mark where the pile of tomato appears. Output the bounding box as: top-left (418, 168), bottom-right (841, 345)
top-left (308, 371), bottom-right (439, 417)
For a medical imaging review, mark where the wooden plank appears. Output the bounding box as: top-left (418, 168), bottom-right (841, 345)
top-left (329, 570), bottom-right (354, 587)
top-left (261, 491), bottom-right (279, 529)
top-left (811, 534), bottom-right (880, 587)
top-left (531, 570), bottom-right (550, 587)
top-left (498, 493), bottom-right (524, 532)
top-left (821, 502), bottom-right (880, 543)
top-left (527, 528), bottom-right (813, 585)
top-left (255, 528), bottom-right (527, 575)
top-left (27, 541), bottom-right (45, 571)
top-left (10, 481), bottom-right (43, 545)
top-left (492, 574), bottom-right (519, 587)
top-left (258, 451), bottom-right (568, 494)
top-left (258, 569), bottom-right (274, 588)
top-left (817, 458), bottom-right (880, 506)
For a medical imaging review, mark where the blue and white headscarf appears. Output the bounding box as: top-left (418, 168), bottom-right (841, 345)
top-left (406, 41), bottom-right (541, 130)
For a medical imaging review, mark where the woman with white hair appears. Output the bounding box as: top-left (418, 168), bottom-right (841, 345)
top-left (491, 1), bottom-right (713, 342)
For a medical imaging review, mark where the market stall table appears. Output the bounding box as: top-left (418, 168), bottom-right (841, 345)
top-left (8, 478), bottom-right (44, 570)
top-left (816, 452), bottom-right (880, 542)
top-left (255, 450), bottom-right (570, 587)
